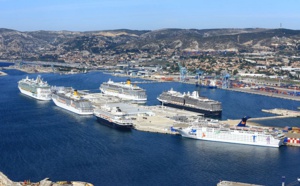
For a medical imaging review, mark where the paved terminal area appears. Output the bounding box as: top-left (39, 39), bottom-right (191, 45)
top-left (220, 108), bottom-right (300, 127)
top-left (87, 92), bottom-right (300, 135)
top-left (132, 105), bottom-right (200, 134)
top-left (83, 93), bottom-right (121, 107)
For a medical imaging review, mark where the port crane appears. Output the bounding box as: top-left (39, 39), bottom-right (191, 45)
top-left (195, 69), bottom-right (204, 86)
top-left (177, 62), bottom-right (187, 82)
top-left (222, 71), bottom-right (231, 89)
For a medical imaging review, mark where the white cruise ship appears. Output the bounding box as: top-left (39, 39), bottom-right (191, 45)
top-left (52, 87), bottom-right (94, 115)
top-left (176, 117), bottom-right (285, 148)
top-left (18, 75), bottom-right (52, 101)
top-left (94, 105), bottom-right (133, 129)
top-left (100, 79), bottom-right (147, 104)
top-left (157, 88), bottom-right (222, 117)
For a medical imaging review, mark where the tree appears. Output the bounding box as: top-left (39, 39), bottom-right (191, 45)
top-left (233, 69), bottom-right (238, 76)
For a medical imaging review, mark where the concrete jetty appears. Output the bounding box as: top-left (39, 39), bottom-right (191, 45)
top-left (132, 105), bottom-right (199, 134)
top-left (217, 181), bottom-right (263, 186)
top-left (228, 87), bottom-right (300, 101)
top-left (87, 92), bottom-right (299, 135)
top-left (220, 108), bottom-right (300, 127)
top-left (0, 172), bottom-right (93, 186)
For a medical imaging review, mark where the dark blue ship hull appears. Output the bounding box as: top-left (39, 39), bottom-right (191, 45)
top-left (95, 116), bottom-right (132, 130)
top-left (160, 102), bottom-right (222, 117)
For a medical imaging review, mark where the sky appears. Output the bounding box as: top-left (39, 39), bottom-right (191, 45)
top-left (0, 0), bottom-right (300, 31)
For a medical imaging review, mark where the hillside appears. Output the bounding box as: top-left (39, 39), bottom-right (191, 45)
top-left (0, 28), bottom-right (299, 61)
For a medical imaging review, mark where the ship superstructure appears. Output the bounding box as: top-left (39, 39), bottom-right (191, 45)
top-left (176, 117), bottom-right (285, 147)
top-left (157, 88), bottom-right (222, 117)
top-left (94, 105), bottom-right (133, 129)
top-left (18, 75), bottom-right (52, 101)
top-left (52, 87), bottom-right (94, 115)
top-left (100, 79), bottom-right (147, 104)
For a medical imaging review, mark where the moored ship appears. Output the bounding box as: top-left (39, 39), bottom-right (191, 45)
top-left (52, 87), bottom-right (94, 115)
top-left (100, 79), bottom-right (147, 104)
top-left (157, 88), bottom-right (222, 117)
top-left (94, 105), bottom-right (133, 129)
top-left (176, 116), bottom-right (285, 147)
top-left (18, 75), bottom-right (52, 101)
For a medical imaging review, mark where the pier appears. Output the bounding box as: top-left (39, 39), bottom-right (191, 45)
top-left (221, 108), bottom-right (300, 126)
top-left (132, 105), bottom-right (200, 134)
top-left (227, 87), bottom-right (300, 101)
top-left (217, 181), bottom-right (263, 186)
top-left (87, 93), bottom-right (300, 135)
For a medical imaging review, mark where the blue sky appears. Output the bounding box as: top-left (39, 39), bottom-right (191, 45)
top-left (1, 0), bottom-right (299, 31)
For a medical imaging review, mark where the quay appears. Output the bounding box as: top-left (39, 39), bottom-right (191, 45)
top-left (88, 95), bottom-right (199, 134)
top-left (132, 105), bottom-right (200, 134)
top-left (227, 87), bottom-right (300, 101)
top-left (221, 108), bottom-right (300, 126)
top-left (87, 93), bottom-right (300, 137)
top-left (217, 181), bottom-right (263, 186)
top-left (0, 171), bottom-right (93, 186)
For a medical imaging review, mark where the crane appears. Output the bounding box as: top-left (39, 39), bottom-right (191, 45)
top-left (177, 62), bottom-right (187, 82)
top-left (222, 71), bottom-right (231, 89)
top-left (195, 69), bottom-right (204, 86)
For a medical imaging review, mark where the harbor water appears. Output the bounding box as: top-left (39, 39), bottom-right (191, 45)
top-left (1, 67), bottom-right (300, 186)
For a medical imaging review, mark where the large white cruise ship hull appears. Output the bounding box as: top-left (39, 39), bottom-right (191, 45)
top-left (177, 127), bottom-right (284, 148)
top-left (100, 89), bottom-right (146, 104)
top-left (18, 86), bottom-right (51, 101)
top-left (52, 97), bottom-right (93, 115)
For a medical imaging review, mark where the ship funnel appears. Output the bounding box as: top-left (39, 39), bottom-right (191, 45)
top-left (126, 79), bottom-right (131, 85)
top-left (237, 116), bottom-right (251, 127)
top-left (74, 90), bottom-right (79, 96)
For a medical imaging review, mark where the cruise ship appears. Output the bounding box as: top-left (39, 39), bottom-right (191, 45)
top-left (94, 105), bottom-right (133, 129)
top-left (52, 87), bottom-right (94, 115)
top-left (100, 79), bottom-right (147, 104)
top-left (157, 88), bottom-right (222, 117)
top-left (176, 116), bottom-right (285, 147)
top-left (18, 75), bottom-right (52, 101)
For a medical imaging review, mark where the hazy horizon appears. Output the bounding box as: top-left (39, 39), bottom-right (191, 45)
top-left (1, 0), bottom-right (299, 31)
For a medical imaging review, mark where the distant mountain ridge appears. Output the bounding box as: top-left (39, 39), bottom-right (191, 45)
top-left (0, 28), bottom-right (299, 61)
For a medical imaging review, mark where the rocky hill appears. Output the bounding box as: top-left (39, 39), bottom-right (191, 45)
top-left (0, 28), bottom-right (300, 61)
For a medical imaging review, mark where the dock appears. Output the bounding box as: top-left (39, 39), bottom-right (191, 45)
top-left (221, 108), bottom-right (300, 127)
top-left (87, 93), bottom-right (300, 136)
top-left (217, 181), bottom-right (263, 186)
top-left (132, 105), bottom-right (200, 134)
top-left (227, 87), bottom-right (300, 101)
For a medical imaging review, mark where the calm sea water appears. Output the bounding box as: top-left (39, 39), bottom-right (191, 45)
top-left (1, 68), bottom-right (300, 186)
